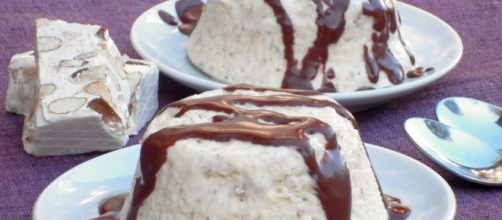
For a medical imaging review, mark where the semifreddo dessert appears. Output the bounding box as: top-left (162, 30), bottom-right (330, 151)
top-left (6, 18), bottom-right (159, 156)
top-left (185, 0), bottom-right (419, 92)
top-left (118, 85), bottom-right (389, 220)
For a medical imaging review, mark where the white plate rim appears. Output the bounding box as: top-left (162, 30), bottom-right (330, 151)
top-left (32, 143), bottom-right (457, 220)
top-left (366, 143), bottom-right (457, 220)
top-left (130, 1), bottom-right (463, 105)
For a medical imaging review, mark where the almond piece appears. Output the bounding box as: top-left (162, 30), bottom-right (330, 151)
top-left (48, 97), bottom-right (87, 114)
top-left (38, 36), bottom-right (63, 52)
top-left (74, 51), bottom-right (98, 60)
top-left (88, 98), bottom-right (122, 125)
top-left (69, 66), bottom-right (106, 83)
top-left (39, 84), bottom-right (56, 97)
top-left (84, 80), bottom-right (112, 102)
top-left (96, 27), bottom-right (108, 41)
top-left (126, 71), bottom-right (142, 92)
top-left (59, 59), bottom-right (87, 68)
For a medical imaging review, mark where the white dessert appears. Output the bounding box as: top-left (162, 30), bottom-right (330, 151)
top-left (20, 18), bottom-right (158, 156)
top-left (187, 0), bottom-right (415, 92)
top-left (5, 51), bottom-right (37, 115)
top-left (5, 52), bottom-right (159, 136)
top-left (120, 86), bottom-right (388, 220)
top-left (123, 58), bottom-right (159, 135)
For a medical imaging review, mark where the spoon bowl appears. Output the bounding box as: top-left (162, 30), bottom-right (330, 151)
top-left (436, 97), bottom-right (502, 149)
top-left (404, 117), bottom-right (502, 185)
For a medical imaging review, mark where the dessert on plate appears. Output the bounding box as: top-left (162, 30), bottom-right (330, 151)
top-left (5, 18), bottom-right (159, 156)
top-left (118, 85), bottom-right (389, 219)
top-left (186, 0), bottom-right (417, 92)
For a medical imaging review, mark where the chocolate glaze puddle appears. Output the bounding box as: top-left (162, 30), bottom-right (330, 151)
top-left (406, 67), bottom-right (435, 78)
top-left (264, 0), bottom-right (350, 91)
top-left (175, 0), bottom-right (204, 35)
top-left (90, 193), bottom-right (128, 220)
top-left (158, 0), bottom-right (204, 35)
top-left (125, 93), bottom-right (352, 220)
top-left (158, 10), bottom-right (177, 26)
top-left (384, 194), bottom-right (411, 220)
top-left (362, 0), bottom-right (415, 84)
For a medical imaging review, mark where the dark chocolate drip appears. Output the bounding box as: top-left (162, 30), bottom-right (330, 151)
top-left (175, 0), bottom-right (204, 35)
top-left (397, 13), bottom-right (415, 66)
top-left (496, 115), bottom-right (502, 128)
top-left (301, 0), bottom-right (350, 92)
top-left (362, 0), bottom-right (413, 84)
top-left (406, 67), bottom-right (435, 78)
top-left (158, 10), bottom-right (178, 26)
top-left (384, 194), bottom-right (411, 220)
top-left (265, 0), bottom-right (349, 91)
top-left (264, 0), bottom-right (302, 88)
top-left (320, 68), bottom-right (338, 93)
top-left (125, 94), bottom-right (353, 220)
top-left (364, 45), bottom-right (379, 83)
top-left (326, 68), bottom-right (336, 80)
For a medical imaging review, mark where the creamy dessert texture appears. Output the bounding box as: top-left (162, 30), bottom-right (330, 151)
top-left (116, 85), bottom-right (390, 220)
top-left (172, 0), bottom-right (421, 92)
top-left (5, 18), bottom-right (159, 156)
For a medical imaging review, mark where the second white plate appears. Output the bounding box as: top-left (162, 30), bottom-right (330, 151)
top-left (33, 144), bottom-right (456, 220)
top-left (131, 1), bottom-right (463, 111)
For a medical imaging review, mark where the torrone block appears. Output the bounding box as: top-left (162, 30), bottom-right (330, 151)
top-left (6, 52), bottom-right (159, 137)
top-left (23, 18), bottom-right (132, 156)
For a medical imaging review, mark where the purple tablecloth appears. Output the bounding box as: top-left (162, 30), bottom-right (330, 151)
top-left (0, 0), bottom-right (501, 219)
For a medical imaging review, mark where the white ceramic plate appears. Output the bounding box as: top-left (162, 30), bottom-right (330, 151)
top-left (33, 144), bottom-right (456, 220)
top-left (130, 1), bottom-right (463, 111)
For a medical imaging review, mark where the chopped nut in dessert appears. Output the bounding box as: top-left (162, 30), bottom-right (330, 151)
top-left (48, 97), bottom-right (87, 114)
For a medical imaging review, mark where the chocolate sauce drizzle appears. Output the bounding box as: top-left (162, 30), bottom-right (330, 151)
top-left (264, 0), bottom-right (350, 91)
top-left (161, 0), bottom-right (422, 90)
top-left (223, 85), bottom-right (357, 128)
top-left (125, 93), bottom-right (353, 220)
top-left (362, 0), bottom-right (415, 84)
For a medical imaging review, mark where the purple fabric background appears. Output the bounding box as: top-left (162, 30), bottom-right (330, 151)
top-left (0, 0), bottom-right (501, 219)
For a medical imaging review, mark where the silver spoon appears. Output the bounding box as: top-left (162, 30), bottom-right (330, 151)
top-left (436, 97), bottom-right (502, 149)
top-left (404, 117), bottom-right (502, 185)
